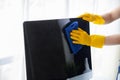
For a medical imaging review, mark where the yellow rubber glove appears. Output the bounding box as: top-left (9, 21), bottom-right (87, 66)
top-left (78, 13), bottom-right (105, 24)
top-left (70, 28), bottom-right (105, 48)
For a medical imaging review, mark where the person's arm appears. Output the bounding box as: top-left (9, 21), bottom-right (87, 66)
top-left (102, 7), bottom-right (120, 24)
top-left (79, 6), bottom-right (120, 25)
top-left (105, 34), bottom-right (120, 45)
top-left (70, 28), bottom-right (120, 48)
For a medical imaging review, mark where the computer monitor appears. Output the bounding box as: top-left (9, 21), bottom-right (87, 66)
top-left (23, 18), bottom-right (92, 80)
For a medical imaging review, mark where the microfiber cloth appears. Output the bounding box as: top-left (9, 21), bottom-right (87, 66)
top-left (63, 21), bottom-right (82, 54)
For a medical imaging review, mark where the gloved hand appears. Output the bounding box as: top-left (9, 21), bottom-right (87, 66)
top-left (70, 28), bottom-right (105, 48)
top-left (78, 13), bottom-right (105, 24)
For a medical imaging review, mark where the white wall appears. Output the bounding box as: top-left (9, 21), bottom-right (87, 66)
top-left (26, 0), bottom-right (68, 20)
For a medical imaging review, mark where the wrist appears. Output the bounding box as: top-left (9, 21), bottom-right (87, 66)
top-left (90, 35), bottom-right (105, 48)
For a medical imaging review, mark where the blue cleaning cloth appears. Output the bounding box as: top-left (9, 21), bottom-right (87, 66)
top-left (64, 21), bottom-right (82, 54)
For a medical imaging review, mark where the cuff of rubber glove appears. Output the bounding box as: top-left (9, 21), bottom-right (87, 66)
top-left (90, 35), bottom-right (105, 48)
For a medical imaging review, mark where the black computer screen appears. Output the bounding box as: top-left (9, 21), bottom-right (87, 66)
top-left (23, 18), bottom-right (92, 80)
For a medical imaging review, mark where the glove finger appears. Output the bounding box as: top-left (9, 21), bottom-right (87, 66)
top-left (70, 36), bottom-right (80, 41)
top-left (72, 41), bottom-right (81, 44)
top-left (70, 28), bottom-right (86, 38)
top-left (78, 13), bottom-right (92, 21)
top-left (71, 28), bottom-right (84, 33)
top-left (78, 28), bottom-right (88, 35)
top-left (70, 34), bottom-right (80, 39)
top-left (79, 13), bottom-right (91, 17)
top-left (82, 17), bottom-right (93, 22)
top-left (82, 14), bottom-right (94, 22)
top-left (71, 30), bottom-right (81, 34)
top-left (70, 30), bottom-right (80, 35)
top-left (78, 28), bottom-right (85, 32)
top-left (70, 29), bottom-right (83, 38)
